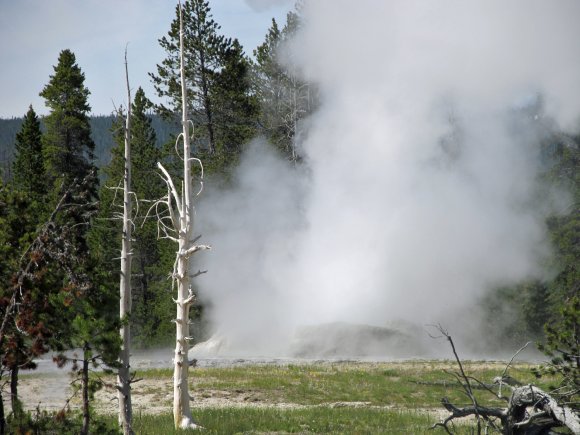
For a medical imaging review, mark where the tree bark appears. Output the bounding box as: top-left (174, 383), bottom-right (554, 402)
top-left (508, 385), bottom-right (580, 434)
top-left (117, 47), bottom-right (134, 435)
top-left (434, 329), bottom-right (580, 435)
top-left (172, 2), bottom-right (205, 429)
top-left (438, 383), bottom-right (580, 434)
top-left (81, 347), bottom-right (90, 435)
top-left (0, 381), bottom-right (5, 435)
top-left (153, 2), bottom-right (209, 429)
top-left (10, 367), bottom-right (18, 415)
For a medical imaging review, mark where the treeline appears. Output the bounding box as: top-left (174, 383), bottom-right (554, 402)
top-left (480, 128), bottom-right (579, 349)
top-left (0, 115), bottom-right (180, 178)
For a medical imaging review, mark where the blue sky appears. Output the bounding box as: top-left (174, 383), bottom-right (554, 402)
top-left (0, 0), bottom-right (293, 118)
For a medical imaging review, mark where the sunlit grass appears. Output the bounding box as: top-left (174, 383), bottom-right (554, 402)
top-left (131, 361), bottom-right (557, 409)
top-left (22, 360), bottom-right (560, 433)
top-left (110, 407), bottom-right (438, 434)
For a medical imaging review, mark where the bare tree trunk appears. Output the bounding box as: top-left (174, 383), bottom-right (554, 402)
top-left (10, 367), bottom-right (18, 415)
top-left (81, 346), bottom-right (90, 435)
top-left (168, 2), bottom-right (209, 429)
top-left (152, 2), bottom-right (209, 428)
top-left (117, 48), bottom-right (134, 435)
top-left (0, 384), bottom-right (5, 435)
top-left (174, 6), bottom-right (195, 427)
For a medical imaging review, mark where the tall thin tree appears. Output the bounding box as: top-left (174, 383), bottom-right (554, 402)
top-left (118, 48), bottom-right (134, 435)
top-left (40, 48), bottom-right (119, 435)
top-left (151, 0), bottom-right (257, 168)
top-left (152, 2), bottom-right (210, 428)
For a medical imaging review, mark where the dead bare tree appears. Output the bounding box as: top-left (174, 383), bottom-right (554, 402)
top-left (429, 325), bottom-right (580, 434)
top-left (117, 47), bottom-right (134, 435)
top-left (149, 1), bottom-right (210, 429)
top-left (280, 73), bottom-right (314, 162)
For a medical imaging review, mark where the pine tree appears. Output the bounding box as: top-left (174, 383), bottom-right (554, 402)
top-left (252, 9), bottom-right (316, 161)
top-left (545, 133), bottom-right (580, 312)
top-left (0, 107), bottom-right (50, 417)
top-left (40, 49), bottom-right (97, 198)
top-left (212, 39), bottom-right (259, 156)
top-left (38, 49), bottom-right (119, 435)
top-left (128, 89), bottom-right (175, 346)
top-left (49, 177), bottom-right (120, 435)
top-left (0, 183), bottom-right (45, 419)
top-left (151, 0), bottom-right (257, 170)
top-left (534, 295), bottom-right (579, 413)
top-left (253, 18), bottom-right (284, 139)
top-left (152, 0), bottom-right (223, 154)
top-left (98, 87), bottom-right (174, 347)
top-left (12, 106), bottom-right (45, 198)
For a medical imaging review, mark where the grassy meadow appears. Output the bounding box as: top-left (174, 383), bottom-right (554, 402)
top-left (81, 360), bottom-right (559, 434)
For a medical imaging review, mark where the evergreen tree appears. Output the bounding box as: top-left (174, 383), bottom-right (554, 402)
top-left (0, 179), bottom-right (108, 428)
top-left (151, 0), bottom-right (257, 170)
top-left (545, 133), bottom-right (579, 312)
top-left (212, 39), bottom-right (259, 156)
top-left (38, 50), bottom-right (119, 434)
top-left (252, 9), bottom-right (317, 161)
top-left (48, 176), bottom-right (120, 435)
top-left (253, 17), bottom-right (284, 136)
top-left (97, 87), bottom-right (175, 347)
top-left (151, 0), bottom-right (224, 154)
top-left (0, 183), bottom-right (45, 420)
top-left (0, 107), bottom-right (50, 417)
top-left (534, 295), bottom-right (579, 413)
top-left (128, 89), bottom-right (175, 346)
top-left (12, 106), bottom-right (45, 198)
top-left (40, 49), bottom-right (97, 198)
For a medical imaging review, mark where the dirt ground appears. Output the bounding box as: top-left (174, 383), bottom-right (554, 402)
top-left (15, 373), bottom-right (453, 423)
top-left (13, 358), bottom-right (508, 418)
top-left (16, 369), bottom-right (380, 414)
top-left (15, 373), bottom-right (275, 414)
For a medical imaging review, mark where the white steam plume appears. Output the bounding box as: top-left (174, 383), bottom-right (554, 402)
top-left (194, 0), bottom-right (579, 356)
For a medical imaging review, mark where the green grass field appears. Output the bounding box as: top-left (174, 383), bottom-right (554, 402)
top-left (122, 407), bottom-right (436, 434)
top-left (93, 360), bottom-right (559, 434)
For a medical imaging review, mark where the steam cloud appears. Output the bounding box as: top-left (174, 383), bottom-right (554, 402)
top-left (194, 0), bottom-right (580, 356)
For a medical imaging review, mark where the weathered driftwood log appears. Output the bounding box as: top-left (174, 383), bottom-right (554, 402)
top-left (430, 325), bottom-right (579, 434)
top-left (437, 385), bottom-right (580, 434)
top-left (507, 384), bottom-right (579, 434)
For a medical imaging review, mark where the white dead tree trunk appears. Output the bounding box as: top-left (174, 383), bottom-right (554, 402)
top-left (118, 48), bottom-right (133, 435)
top-left (151, 2), bottom-right (209, 429)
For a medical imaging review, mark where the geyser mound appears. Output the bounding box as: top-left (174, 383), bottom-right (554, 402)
top-left (189, 322), bottom-right (430, 359)
top-left (289, 322), bottom-right (428, 358)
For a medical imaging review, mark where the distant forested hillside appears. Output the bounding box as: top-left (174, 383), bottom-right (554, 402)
top-left (0, 114), bottom-right (179, 179)
top-left (0, 118), bottom-right (22, 178)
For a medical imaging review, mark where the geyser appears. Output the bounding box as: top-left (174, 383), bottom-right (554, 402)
top-left (192, 0), bottom-right (580, 358)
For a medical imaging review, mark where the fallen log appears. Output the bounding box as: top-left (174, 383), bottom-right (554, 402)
top-left (428, 325), bottom-right (579, 434)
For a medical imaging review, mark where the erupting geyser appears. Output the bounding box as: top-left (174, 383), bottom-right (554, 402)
top-left (192, 0), bottom-right (580, 359)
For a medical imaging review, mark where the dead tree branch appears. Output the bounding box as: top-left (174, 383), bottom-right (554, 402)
top-left (430, 327), bottom-right (580, 434)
